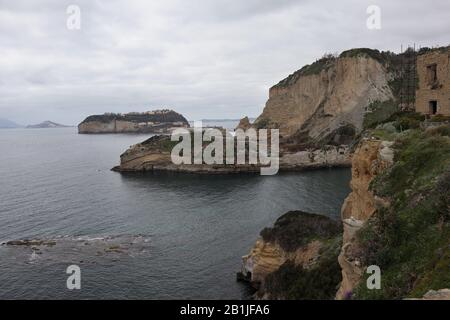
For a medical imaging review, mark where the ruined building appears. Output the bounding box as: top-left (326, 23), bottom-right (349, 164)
top-left (416, 47), bottom-right (450, 116)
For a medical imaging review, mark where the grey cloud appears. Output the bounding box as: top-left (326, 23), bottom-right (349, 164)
top-left (0, 0), bottom-right (449, 125)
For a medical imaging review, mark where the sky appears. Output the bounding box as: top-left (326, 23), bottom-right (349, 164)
top-left (0, 0), bottom-right (449, 125)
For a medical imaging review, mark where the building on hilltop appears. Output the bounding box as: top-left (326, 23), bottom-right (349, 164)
top-left (416, 47), bottom-right (450, 116)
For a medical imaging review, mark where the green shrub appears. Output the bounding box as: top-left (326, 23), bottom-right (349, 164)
top-left (430, 114), bottom-right (450, 122)
top-left (260, 211), bottom-right (341, 252)
top-left (339, 48), bottom-right (389, 65)
top-left (363, 100), bottom-right (399, 129)
top-left (384, 112), bottom-right (425, 131)
top-left (426, 125), bottom-right (450, 137)
top-left (263, 236), bottom-right (342, 299)
top-left (253, 118), bottom-right (271, 129)
top-left (355, 129), bottom-right (450, 299)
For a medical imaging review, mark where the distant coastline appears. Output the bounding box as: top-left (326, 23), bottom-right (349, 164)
top-left (0, 118), bottom-right (22, 129)
top-left (26, 121), bottom-right (72, 129)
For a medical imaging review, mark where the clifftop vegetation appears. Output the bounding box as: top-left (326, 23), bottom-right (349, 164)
top-left (260, 211), bottom-right (341, 252)
top-left (273, 48), bottom-right (403, 90)
top-left (81, 110), bottom-right (189, 125)
top-left (354, 122), bottom-right (450, 299)
top-left (273, 54), bottom-right (337, 89)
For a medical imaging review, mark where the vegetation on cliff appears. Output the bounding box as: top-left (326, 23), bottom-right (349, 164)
top-left (254, 211), bottom-right (342, 299)
top-left (363, 100), bottom-right (399, 130)
top-left (260, 211), bottom-right (341, 252)
top-left (275, 48), bottom-right (398, 90)
top-left (354, 124), bottom-right (450, 299)
top-left (263, 235), bottom-right (342, 299)
top-left (140, 135), bottom-right (179, 152)
top-left (339, 48), bottom-right (394, 65)
top-left (80, 109), bottom-right (189, 125)
top-left (273, 54), bottom-right (337, 89)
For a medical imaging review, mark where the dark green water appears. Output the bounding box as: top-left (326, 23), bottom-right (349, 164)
top-left (0, 127), bottom-right (351, 299)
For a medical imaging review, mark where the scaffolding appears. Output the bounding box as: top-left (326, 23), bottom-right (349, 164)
top-left (399, 44), bottom-right (417, 111)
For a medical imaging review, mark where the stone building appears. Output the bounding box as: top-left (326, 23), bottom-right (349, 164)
top-left (416, 47), bottom-right (450, 116)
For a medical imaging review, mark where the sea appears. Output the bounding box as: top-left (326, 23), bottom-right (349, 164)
top-left (0, 121), bottom-right (351, 299)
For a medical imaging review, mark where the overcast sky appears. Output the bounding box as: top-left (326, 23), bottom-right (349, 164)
top-left (0, 0), bottom-right (449, 125)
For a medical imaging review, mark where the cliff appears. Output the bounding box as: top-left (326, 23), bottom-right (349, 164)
top-left (336, 115), bottom-right (450, 299)
top-left (253, 49), bottom-right (405, 145)
top-left (238, 211), bottom-right (342, 299)
top-left (78, 109), bottom-right (189, 134)
top-left (336, 139), bottom-right (394, 299)
top-left (241, 114), bottom-right (450, 300)
top-left (112, 134), bottom-right (350, 173)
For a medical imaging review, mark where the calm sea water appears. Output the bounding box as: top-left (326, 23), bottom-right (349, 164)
top-left (0, 126), bottom-right (351, 299)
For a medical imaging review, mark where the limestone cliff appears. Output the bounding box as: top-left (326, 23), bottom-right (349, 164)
top-left (238, 211), bottom-right (342, 299)
top-left (240, 116), bottom-right (450, 300)
top-left (253, 49), bottom-right (397, 143)
top-left (78, 109), bottom-right (189, 134)
top-left (336, 139), bottom-right (394, 299)
top-left (336, 119), bottom-right (450, 299)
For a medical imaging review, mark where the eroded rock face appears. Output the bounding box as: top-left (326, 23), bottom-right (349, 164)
top-left (280, 146), bottom-right (351, 169)
top-left (239, 211), bottom-right (341, 299)
top-left (336, 139), bottom-right (394, 299)
top-left (113, 134), bottom-right (351, 173)
top-left (254, 55), bottom-right (393, 139)
top-left (235, 116), bottom-right (252, 130)
top-left (113, 134), bottom-right (265, 173)
top-left (241, 239), bottom-right (323, 288)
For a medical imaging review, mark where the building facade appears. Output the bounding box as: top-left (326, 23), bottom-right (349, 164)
top-left (416, 48), bottom-right (450, 116)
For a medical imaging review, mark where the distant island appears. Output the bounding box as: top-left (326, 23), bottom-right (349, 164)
top-left (78, 109), bottom-right (189, 134)
top-left (199, 118), bottom-right (256, 122)
top-left (0, 118), bottom-right (21, 129)
top-left (26, 121), bottom-right (71, 129)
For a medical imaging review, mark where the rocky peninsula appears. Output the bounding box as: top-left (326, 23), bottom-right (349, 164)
top-left (111, 133), bottom-right (350, 173)
top-left (78, 109), bottom-right (189, 134)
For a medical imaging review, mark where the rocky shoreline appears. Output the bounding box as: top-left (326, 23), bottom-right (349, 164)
top-left (239, 119), bottom-right (450, 300)
top-left (111, 134), bottom-right (351, 174)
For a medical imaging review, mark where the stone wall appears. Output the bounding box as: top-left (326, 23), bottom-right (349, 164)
top-left (416, 48), bottom-right (450, 116)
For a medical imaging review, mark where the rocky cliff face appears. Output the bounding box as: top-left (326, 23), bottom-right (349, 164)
top-left (78, 109), bottom-right (189, 134)
top-left (254, 50), bottom-right (395, 143)
top-left (336, 120), bottom-right (450, 299)
top-left (336, 139), bottom-right (394, 299)
top-left (113, 134), bottom-right (351, 173)
top-left (241, 121), bottom-right (450, 300)
top-left (235, 116), bottom-right (252, 130)
top-left (238, 211), bottom-right (342, 299)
